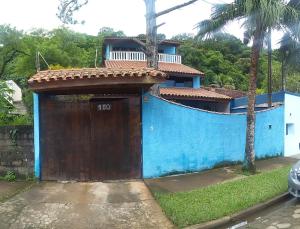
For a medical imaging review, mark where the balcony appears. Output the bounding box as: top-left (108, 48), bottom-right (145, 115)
top-left (109, 51), bottom-right (182, 64)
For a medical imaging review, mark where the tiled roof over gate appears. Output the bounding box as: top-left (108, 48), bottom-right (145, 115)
top-left (28, 68), bottom-right (165, 84)
top-left (28, 68), bottom-right (166, 92)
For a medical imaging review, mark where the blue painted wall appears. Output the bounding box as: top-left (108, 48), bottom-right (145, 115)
top-left (193, 76), bottom-right (201, 88)
top-left (232, 91), bottom-right (285, 108)
top-left (160, 45), bottom-right (176, 55)
top-left (105, 44), bottom-right (111, 60)
top-left (142, 95), bottom-right (284, 178)
top-left (33, 93), bottom-right (40, 178)
top-left (159, 80), bottom-right (176, 87)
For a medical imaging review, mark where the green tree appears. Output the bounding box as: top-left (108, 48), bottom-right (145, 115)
top-left (11, 27), bottom-right (101, 76)
top-left (98, 27), bottom-right (125, 38)
top-left (97, 27), bottom-right (125, 64)
top-left (197, 0), bottom-right (300, 173)
top-left (177, 33), bottom-right (250, 90)
top-left (0, 25), bottom-right (28, 78)
top-left (0, 81), bottom-right (14, 121)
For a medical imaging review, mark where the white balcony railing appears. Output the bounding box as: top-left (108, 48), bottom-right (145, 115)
top-left (109, 51), bottom-right (181, 64)
top-left (158, 53), bottom-right (181, 64)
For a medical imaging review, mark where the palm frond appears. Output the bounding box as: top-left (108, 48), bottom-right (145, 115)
top-left (196, 1), bottom-right (246, 39)
top-left (282, 2), bottom-right (300, 40)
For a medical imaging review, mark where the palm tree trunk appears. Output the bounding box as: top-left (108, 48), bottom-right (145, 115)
top-left (267, 27), bottom-right (272, 108)
top-left (245, 29), bottom-right (264, 173)
top-left (281, 58), bottom-right (287, 91)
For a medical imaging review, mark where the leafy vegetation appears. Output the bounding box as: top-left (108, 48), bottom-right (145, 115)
top-left (195, 0), bottom-right (300, 173)
top-left (0, 25), bottom-right (299, 94)
top-left (0, 81), bottom-right (14, 121)
top-left (0, 24), bottom-right (299, 125)
top-left (173, 32), bottom-right (300, 93)
top-left (154, 166), bottom-right (291, 228)
top-left (0, 79), bottom-right (32, 126)
top-left (0, 171), bottom-right (16, 182)
top-left (0, 25), bottom-right (126, 125)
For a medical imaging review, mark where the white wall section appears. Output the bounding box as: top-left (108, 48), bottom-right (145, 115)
top-left (285, 93), bottom-right (300, 156)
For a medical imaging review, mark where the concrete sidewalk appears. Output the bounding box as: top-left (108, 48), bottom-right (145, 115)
top-left (0, 181), bottom-right (174, 229)
top-left (0, 181), bottom-right (33, 202)
top-left (145, 156), bottom-right (299, 193)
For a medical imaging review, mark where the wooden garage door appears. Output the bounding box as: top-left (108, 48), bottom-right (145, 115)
top-left (39, 95), bottom-right (141, 181)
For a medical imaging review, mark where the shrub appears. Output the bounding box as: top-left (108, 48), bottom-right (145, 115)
top-left (1, 171), bottom-right (17, 182)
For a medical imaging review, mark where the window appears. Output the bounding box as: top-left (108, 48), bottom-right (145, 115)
top-left (286, 123), bottom-right (295, 136)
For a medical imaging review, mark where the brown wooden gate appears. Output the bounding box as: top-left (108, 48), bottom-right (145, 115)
top-left (39, 95), bottom-right (141, 181)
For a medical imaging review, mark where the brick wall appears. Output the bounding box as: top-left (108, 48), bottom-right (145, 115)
top-left (0, 125), bottom-right (34, 177)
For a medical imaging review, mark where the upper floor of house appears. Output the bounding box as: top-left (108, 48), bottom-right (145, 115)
top-left (102, 36), bottom-right (245, 113)
top-left (103, 36), bottom-right (204, 87)
top-left (103, 37), bottom-right (182, 64)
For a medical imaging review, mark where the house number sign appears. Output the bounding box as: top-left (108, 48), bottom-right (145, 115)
top-left (97, 103), bottom-right (112, 111)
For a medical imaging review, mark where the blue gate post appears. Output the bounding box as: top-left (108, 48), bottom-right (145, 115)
top-left (33, 93), bottom-right (40, 179)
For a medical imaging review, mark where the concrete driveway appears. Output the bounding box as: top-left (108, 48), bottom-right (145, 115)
top-left (0, 181), bottom-right (174, 229)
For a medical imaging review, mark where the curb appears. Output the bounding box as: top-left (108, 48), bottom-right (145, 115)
top-left (185, 192), bottom-right (291, 229)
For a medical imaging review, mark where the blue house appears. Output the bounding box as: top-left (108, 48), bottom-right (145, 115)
top-left (28, 37), bottom-right (296, 180)
top-left (103, 37), bottom-right (234, 113)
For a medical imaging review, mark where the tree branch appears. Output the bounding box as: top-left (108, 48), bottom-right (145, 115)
top-left (156, 22), bottom-right (166, 29)
top-left (0, 50), bottom-right (18, 77)
top-left (155, 0), bottom-right (199, 18)
top-left (0, 49), bottom-right (29, 77)
top-left (15, 49), bottom-right (30, 56)
top-left (132, 38), bottom-right (146, 47)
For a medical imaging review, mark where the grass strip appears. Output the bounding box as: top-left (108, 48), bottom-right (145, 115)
top-left (154, 166), bottom-right (291, 228)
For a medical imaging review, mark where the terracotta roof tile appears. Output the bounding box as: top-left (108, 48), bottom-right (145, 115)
top-left (203, 87), bottom-right (246, 98)
top-left (105, 60), bottom-right (204, 76)
top-left (160, 87), bottom-right (232, 100)
top-left (28, 67), bottom-right (166, 85)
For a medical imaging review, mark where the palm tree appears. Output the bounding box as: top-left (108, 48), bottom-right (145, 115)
top-left (267, 27), bottom-right (272, 108)
top-left (279, 32), bottom-right (300, 91)
top-left (244, 27), bottom-right (273, 108)
top-left (197, 0), bottom-right (300, 173)
top-left (279, 0), bottom-right (300, 91)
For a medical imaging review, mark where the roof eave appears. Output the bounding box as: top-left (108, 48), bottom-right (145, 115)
top-left (29, 76), bottom-right (165, 93)
top-left (161, 94), bottom-right (232, 102)
top-left (165, 71), bottom-right (205, 77)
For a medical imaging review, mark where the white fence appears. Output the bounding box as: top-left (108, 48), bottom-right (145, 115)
top-left (109, 51), bottom-right (181, 64)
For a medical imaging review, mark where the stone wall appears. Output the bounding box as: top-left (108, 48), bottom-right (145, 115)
top-left (0, 125), bottom-right (34, 177)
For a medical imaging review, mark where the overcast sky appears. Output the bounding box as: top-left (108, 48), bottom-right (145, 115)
top-left (0, 0), bottom-right (282, 46)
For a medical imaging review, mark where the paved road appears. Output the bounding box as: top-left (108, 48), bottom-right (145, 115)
top-left (0, 181), bottom-right (173, 229)
top-left (240, 198), bottom-right (300, 229)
